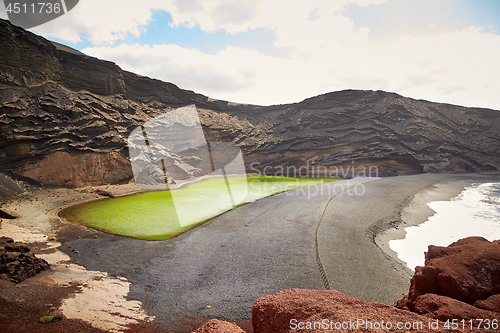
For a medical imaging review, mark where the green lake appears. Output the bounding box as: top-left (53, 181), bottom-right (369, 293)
top-left (60, 176), bottom-right (342, 240)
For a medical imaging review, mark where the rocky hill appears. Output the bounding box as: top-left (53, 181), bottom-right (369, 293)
top-left (1, 18), bottom-right (499, 187)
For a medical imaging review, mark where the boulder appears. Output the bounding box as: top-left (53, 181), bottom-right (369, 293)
top-left (252, 288), bottom-right (453, 333)
top-left (0, 209), bottom-right (19, 219)
top-left (475, 294), bottom-right (500, 313)
top-left (413, 294), bottom-right (497, 321)
top-left (399, 237), bottom-right (500, 311)
top-left (94, 189), bottom-right (115, 198)
top-left (193, 319), bottom-right (246, 333)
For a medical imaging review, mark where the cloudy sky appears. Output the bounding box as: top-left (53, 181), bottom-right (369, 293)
top-left (1, 0), bottom-right (499, 109)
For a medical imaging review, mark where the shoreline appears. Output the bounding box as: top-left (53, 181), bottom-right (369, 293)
top-left (317, 173), bottom-right (500, 306)
top-left (1, 173), bottom-right (500, 332)
top-left (374, 179), bottom-right (482, 270)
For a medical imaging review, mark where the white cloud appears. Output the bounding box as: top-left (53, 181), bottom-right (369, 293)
top-left (82, 24), bottom-right (500, 110)
top-left (28, 0), bottom-right (162, 45)
top-left (212, 1), bottom-right (259, 25)
top-left (1, 0), bottom-right (498, 110)
top-left (83, 44), bottom-right (258, 95)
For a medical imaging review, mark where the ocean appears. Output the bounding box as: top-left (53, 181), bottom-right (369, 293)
top-left (389, 182), bottom-right (500, 271)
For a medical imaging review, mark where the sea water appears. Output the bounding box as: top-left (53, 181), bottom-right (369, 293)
top-left (389, 182), bottom-right (500, 271)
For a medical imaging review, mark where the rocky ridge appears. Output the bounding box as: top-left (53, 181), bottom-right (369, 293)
top-left (1, 18), bottom-right (500, 187)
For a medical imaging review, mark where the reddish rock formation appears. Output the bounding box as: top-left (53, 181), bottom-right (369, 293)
top-left (475, 294), bottom-right (500, 313)
top-left (398, 237), bottom-right (500, 310)
top-left (396, 237), bottom-right (500, 322)
top-left (0, 209), bottom-right (18, 219)
top-left (193, 319), bottom-right (246, 333)
top-left (252, 289), bottom-right (456, 333)
top-left (0, 236), bottom-right (50, 283)
top-left (412, 293), bottom-right (497, 321)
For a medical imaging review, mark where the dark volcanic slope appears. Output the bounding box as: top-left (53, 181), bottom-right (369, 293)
top-left (1, 19), bottom-right (499, 186)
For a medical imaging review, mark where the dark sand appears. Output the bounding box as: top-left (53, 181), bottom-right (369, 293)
top-left (318, 173), bottom-right (500, 306)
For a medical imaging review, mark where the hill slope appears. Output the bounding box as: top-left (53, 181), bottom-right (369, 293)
top-left (1, 19), bottom-right (499, 186)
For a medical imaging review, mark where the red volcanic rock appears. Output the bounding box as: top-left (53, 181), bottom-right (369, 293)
top-left (193, 319), bottom-right (246, 333)
top-left (475, 294), bottom-right (500, 313)
top-left (399, 237), bottom-right (500, 310)
top-left (252, 288), bottom-right (456, 333)
top-left (413, 294), bottom-right (497, 321)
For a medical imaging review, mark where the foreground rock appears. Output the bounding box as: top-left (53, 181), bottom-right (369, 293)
top-left (193, 319), bottom-right (246, 333)
top-left (397, 237), bottom-right (500, 309)
top-left (412, 293), bottom-right (497, 321)
top-left (252, 289), bottom-right (461, 333)
top-left (0, 236), bottom-right (50, 283)
top-left (475, 295), bottom-right (500, 312)
top-left (397, 237), bottom-right (500, 318)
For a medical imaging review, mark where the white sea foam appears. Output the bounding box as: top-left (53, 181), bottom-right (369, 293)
top-left (389, 182), bottom-right (500, 271)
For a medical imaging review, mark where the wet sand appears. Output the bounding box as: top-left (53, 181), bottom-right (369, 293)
top-left (374, 178), bottom-right (482, 269)
top-left (317, 173), bottom-right (500, 306)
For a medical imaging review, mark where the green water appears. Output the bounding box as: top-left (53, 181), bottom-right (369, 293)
top-left (60, 176), bottom-right (341, 240)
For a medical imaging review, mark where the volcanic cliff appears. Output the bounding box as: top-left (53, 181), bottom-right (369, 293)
top-left (1, 18), bottom-right (499, 187)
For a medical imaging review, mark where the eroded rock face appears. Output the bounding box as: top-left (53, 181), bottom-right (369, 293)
top-left (16, 151), bottom-right (132, 187)
top-left (0, 236), bottom-right (50, 283)
top-left (396, 237), bottom-right (500, 320)
top-left (1, 18), bottom-right (500, 187)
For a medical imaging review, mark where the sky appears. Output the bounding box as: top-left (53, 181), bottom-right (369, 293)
top-left (1, 0), bottom-right (499, 110)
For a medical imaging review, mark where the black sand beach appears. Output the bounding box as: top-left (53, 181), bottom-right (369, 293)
top-left (56, 173), bottom-right (500, 326)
